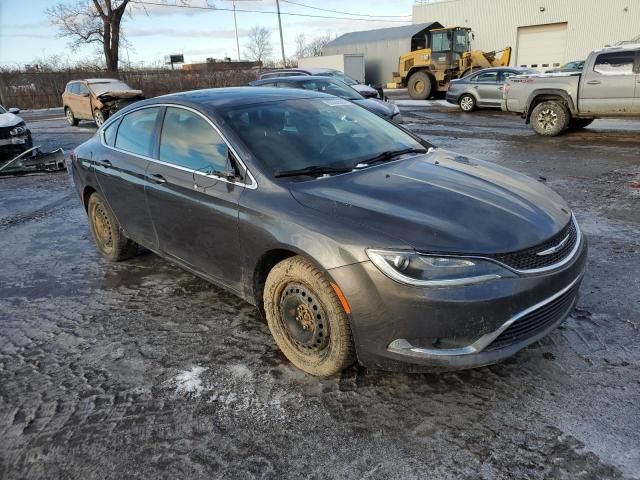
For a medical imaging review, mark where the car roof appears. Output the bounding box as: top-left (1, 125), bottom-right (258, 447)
top-left (66, 78), bottom-right (121, 85)
top-left (254, 75), bottom-right (344, 85)
top-left (141, 87), bottom-right (331, 110)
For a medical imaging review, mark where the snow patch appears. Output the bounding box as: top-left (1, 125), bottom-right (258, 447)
top-left (174, 366), bottom-right (208, 398)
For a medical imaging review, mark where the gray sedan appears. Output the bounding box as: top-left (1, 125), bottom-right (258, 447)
top-left (250, 76), bottom-right (402, 123)
top-left (446, 67), bottom-right (537, 112)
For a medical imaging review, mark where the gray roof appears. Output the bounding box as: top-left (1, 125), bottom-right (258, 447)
top-left (325, 22), bottom-right (443, 48)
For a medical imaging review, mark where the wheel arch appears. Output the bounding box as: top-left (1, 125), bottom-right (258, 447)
top-left (525, 90), bottom-right (576, 123)
top-left (406, 67), bottom-right (435, 85)
top-left (82, 185), bottom-right (97, 211)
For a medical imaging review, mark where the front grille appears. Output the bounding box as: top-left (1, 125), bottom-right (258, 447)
top-left (484, 283), bottom-right (579, 352)
top-left (0, 126), bottom-right (12, 140)
top-left (490, 218), bottom-right (578, 271)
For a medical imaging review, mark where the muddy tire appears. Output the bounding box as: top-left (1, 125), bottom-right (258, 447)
top-left (567, 118), bottom-right (594, 130)
top-left (459, 94), bottom-right (476, 112)
top-left (408, 71), bottom-right (432, 100)
top-left (93, 109), bottom-right (106, 127)
top-left (531, 101), bottom-right (570, 136)
top-left (263, 256), bottom-right (355, 376)
top-left (65, 107), bottom-right (79, 126)
top-left (87, 192), bottom-right (138, 262)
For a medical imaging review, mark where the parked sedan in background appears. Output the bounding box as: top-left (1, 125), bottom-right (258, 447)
top-left (71, 87), bottom-right (586, 376)
top-left (545, 60), bottom-right (585, 73)
top-left (250, 76), bottom-right (402, 123)
top-left (257, 67), bottom-right (381, 99)
top-left (62, 78), bottom-right (144, 127)
top-left (0, 104), bottom-right (32, 157)
top-left (446, 67), bottom-right (537, 112)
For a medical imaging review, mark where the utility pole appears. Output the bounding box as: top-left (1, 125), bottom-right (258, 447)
top-left (232, 0), bottom-right (241, 61)
top-left (275, 0), bottom-right (286, 66)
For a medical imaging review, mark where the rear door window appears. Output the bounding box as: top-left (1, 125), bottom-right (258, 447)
top-left (473, 71), bottom-right (499, 83)
top-left (593, 52), bottom-right (635, 75)
top-left (159, 107), bottom-right (228, 172)
top-left (115, 107), bottom-right (160, 157)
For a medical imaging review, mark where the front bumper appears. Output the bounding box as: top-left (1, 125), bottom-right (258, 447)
top-left (0, 134), bottom-right (30, 147)
top-left (329, 236), bottom-right (587, 372)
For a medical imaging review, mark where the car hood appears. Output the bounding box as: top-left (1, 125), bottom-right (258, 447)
top-left (351, 84), bottom-right (379, 97)
top-left (0, 112), bottom-right (23, 128)
top-left (353, 98), bottom-right (395, 117)
top-left (96, 90), bottom-right (144, 101)
top-left (289, 149), bottom-right (571, 254)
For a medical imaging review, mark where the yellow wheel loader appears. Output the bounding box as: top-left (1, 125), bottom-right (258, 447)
top-left (392, 27), bottom-right (512, 100)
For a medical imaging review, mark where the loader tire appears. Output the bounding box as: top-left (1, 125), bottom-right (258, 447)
top-left (408, 71), bottom-right (432, 100)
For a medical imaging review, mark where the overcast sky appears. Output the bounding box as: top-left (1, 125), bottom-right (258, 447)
top-left (0, 0), bottom-right (415, 67)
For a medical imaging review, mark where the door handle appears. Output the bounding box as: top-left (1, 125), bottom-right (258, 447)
top-left (586, 80), bottom-right (601, 85)
top-left (98, 159), bottom-right (112, 168)
top-left (148, 173), bottom-right (167, 184)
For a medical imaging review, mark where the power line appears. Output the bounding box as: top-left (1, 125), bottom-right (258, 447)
top-left (279, 0), bottom-right (412, 18)
top-left (129, 0), bottom-right (411, 23)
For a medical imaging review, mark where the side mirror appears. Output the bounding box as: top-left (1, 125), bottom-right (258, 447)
top-left (8, 107), bottom-right (20, 114)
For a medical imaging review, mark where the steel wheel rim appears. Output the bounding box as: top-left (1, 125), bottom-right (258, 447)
top-left (91, 202), bottom-right (113, 254)
top-left (278, 282), bottom-right (330, 354)
top-left (537, 109), bottom-right (558, 130)
top-left (460, 96), bottom-right (474, 111)
top-left (414, 80), bottom-right (425, 94)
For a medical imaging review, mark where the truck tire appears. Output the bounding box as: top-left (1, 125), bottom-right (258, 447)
top-left (531, 101), bottom-right (570, 136)
top-left (263, 255), bottom-right (355, 377)
top-left (567, 118), bottom-right (594, 130)
top-left (87, 192), bottom-right (138, 262)
top-left (408, 71), bottom-right (432, 100)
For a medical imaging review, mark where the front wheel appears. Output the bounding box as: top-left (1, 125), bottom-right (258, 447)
top-left (459, 94), bottom-right (476, 112)
top-left (530, 101), bottom-right (570, 136)
top-left (407, 71), bottom-right (432, 100)
top-left (263, 256), bottom-right (355, 376)
top-left (87, 192), bottom-right (138, 262)
top-left (93, 109), bottom-right (107, 127)
top-left (65, 107), bottom-right (79, 126)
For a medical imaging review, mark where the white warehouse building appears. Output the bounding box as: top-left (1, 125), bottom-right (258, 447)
top-left (412, 0), bottom-right (640, 70)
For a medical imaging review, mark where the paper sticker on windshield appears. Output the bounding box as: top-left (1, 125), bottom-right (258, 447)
top-left (322, 99), bottom-right (351, 107)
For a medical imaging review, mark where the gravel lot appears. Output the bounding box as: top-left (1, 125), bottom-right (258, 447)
top-left (1, 101), bottom-right (639, 480)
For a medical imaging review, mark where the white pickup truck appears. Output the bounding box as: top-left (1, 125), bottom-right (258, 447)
top-left (502, 43), bottom-right (640, 136)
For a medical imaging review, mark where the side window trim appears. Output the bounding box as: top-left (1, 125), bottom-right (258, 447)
top-left (100, 103), bottom-right (257, 189)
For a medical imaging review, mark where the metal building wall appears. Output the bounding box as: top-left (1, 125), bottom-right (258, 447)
top-left (323, 38), bottom-right (413, 86)
top-left (412, 0), bottom-right (640, 64)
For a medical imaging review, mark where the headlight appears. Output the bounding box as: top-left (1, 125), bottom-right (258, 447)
top-left (366, 249), bottom-right (514, 287)
top-left (10, 125), bottom-right (27, 136)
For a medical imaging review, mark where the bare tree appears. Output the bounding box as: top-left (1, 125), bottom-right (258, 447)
top-left (244, 26), bottom-right (273, 62)
top-left (294, 33), bottom-right (331, 59)
top-left (46, 0), bottom-right (130, 71)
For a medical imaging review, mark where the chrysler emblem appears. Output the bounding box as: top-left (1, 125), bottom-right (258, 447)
top-left (536, 234), bottom-right (570, 256)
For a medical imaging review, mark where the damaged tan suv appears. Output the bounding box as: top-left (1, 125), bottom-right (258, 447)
top-left (62, 78), bottom-right (144, 127)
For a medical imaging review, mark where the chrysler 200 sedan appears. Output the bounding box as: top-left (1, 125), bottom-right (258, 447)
top-left (71, 87), bottom-right (587, 376)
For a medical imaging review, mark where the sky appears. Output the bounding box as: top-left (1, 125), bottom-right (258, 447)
top-left (0, 0), bottom-right (416, 68)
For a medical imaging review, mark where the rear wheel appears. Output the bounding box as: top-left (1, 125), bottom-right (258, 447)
top-left (65, 107), bottom-right (79, 126)
top-left (531, 101), bottom-right (570, 136)
top-left (459, 94), bottom-right (476, 112)
top-left (263, 256), bottom-right (355, 376)
top-left (408, 71), bottom-right (432, 100)
top-left (87, 192), bottom-right (138, 261)
top-left (567, 118), bottom-right (594, 130)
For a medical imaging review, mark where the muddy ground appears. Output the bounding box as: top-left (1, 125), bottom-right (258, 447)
top-left (1, 102), bottom-right (639, 480)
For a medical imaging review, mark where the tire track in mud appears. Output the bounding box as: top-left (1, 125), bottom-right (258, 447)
top-left (0, 193), bottom-right (76, 229)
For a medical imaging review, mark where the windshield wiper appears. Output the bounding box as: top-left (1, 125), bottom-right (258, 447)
top-left (275, 165), bottom-right (353, 178)
top-left (356, 148), bottom-right (427, 168)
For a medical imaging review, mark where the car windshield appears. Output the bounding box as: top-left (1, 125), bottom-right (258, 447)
top-left (221, 98), bottom-right (426, 177)
top-left (318, 71), bottom-right (358, 85)
top-left (0, 105), bottom-right (6, 114)
top-left (296, 79), bottom-right (362, 100)
top-left (88, 81), bottom-right (135, 94)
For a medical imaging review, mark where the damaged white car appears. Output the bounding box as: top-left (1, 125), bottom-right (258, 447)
top-left (0, 105), bottom-right (32, 157)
